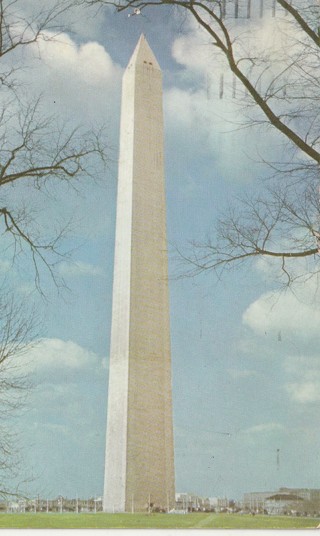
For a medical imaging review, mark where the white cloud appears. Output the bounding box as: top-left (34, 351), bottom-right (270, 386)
top-left (0, 23), bottom-right (120, 245)
top-left (171, 8), bottom-right (299, 90)
top-left (236, 422), bottom-right (287, 449)
top-left (284, 355), bottom-right (320, 379)
top-left (164, 86), bottom-right (264, 183)
top-left (165, 7), bottom-right (302, 184)
top-left (34, 382), bottom-right (78, 403)
top-left (242, 284), bottom-right (320, 340)
top-left (164, 15), bottom-right (288, 185)
top-left (284, 355), bottom-right (320, 404)
top-left (172, 22), bottom-right (223, 75)
top-left (286, 382), bottom-right (320, 404)
top-left (3, 2), bottom-right (122, 97)
top-left (254, 244), bottom-right (317, 284)
top-left (24, 338), bottom-right (106, 380)
top-left (58, 261), bottom-right (105, 278)
top-left (10, 28), bottom-right (122, 130)
top-left (17, 336), bottom-right (108, 496)
top-left (19, 339), bottom-right (108, 450)
top-left (243, 422), bottom-right (284, 435)
top-left (242, 281), bottom-right (320, 404)
top-left (35, 32), bottom-right (121, 86)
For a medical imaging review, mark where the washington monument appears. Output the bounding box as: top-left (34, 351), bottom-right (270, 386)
top-left (103, 35), bottom-right (175, 513)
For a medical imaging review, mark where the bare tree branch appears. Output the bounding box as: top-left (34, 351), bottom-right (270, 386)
top-left (0, 0), bottom-right (109, 498)
top-left (175, 180), bottom-right (320, 287)
top-left (0, 290), bottom-right (37, 497)
top-left (84, 0), bottom-right (320, 286)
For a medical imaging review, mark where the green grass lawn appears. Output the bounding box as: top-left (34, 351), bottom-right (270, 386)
top-left (0, 512), bottom-right (319, 529)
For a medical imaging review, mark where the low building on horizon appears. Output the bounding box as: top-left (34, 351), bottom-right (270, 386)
top-left (243, 487), bottom-right (320, 516)
top-left (175, 492), bottom-right (231, 512)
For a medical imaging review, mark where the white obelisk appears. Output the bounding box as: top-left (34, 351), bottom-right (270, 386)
top-left (103, 35), bottom-right (175, 513)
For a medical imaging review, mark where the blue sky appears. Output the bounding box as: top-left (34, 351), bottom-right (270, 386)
top-left (2, 0), bottom-right (320, 501)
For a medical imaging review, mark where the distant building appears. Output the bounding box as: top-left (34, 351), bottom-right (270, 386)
top-left (175, 493), bottom-right (229, 512)
top-left (243, 488), bottom-right (320, 515)
top-left (278, 487), bottom-right (320, 503)
top-left (0, 497), bottom-right (103, 514)
top-left (243, 491), bottom-right (274, 511)
top-left (264, 493), bottom-right (303, 515)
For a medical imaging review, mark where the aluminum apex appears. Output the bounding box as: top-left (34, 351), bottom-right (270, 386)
top-left (126, 34), bottom-right (161, 71)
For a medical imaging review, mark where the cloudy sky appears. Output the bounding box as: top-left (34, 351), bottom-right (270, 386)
top-left (2, 0), bottom-right (320, 501)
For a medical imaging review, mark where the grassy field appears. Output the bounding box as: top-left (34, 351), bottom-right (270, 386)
top-left (0, 512), bottom-right (319, 529)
